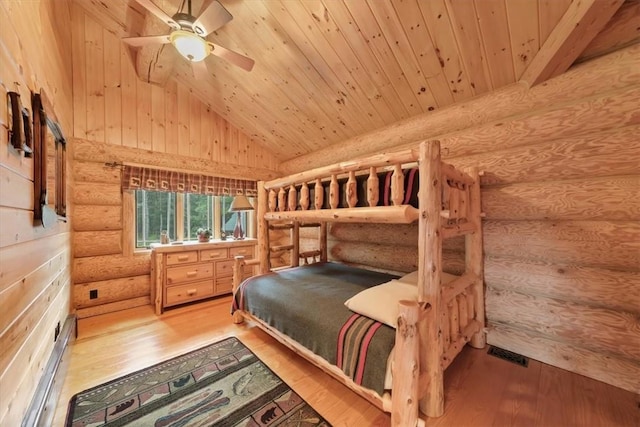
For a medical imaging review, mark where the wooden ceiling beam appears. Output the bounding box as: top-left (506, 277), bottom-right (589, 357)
top-left (133, 43), bottom-right (177, 86)
top-left (132, 4), bottom-right (176, 86)
top-left (577, 0), bottom-right (640, 62)
top-left (520, 0), bottom-right (624, 88)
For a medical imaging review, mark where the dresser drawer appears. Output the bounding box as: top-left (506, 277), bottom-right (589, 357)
top-left (215, 260), bottom-right (234, 277)
top-left (166, 264), bottom-right (213, 285)
top-left (215, 276), bottom-right (233, 295)
top-left (165, 281), bottom-right (214, 306)
top-left (229, 246), bottom-right (254, 259)
top-left (200, 248), bottom-right (228, 261)
top-left (166, 251), bottom-right (198, 266)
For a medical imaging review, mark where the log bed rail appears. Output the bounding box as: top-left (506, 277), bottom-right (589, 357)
top-left (232, 140), bottom-right (485, 426)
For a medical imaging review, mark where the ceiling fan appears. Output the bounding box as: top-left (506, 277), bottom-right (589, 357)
top-left (122, 0), bottom-right (254, 79)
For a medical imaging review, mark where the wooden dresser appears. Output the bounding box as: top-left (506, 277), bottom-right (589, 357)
top-left (151, 239), bottom-right (256, 314)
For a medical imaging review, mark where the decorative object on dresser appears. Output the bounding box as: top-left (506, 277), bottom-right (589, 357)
top-left (64, 337), bottom-right (330, 426)
top-left (151, 240), bottom-right (256, 315)
top-left (229, 194), bottom-right (254, 240)
top-left (196, 227), bottom-right (212, 242)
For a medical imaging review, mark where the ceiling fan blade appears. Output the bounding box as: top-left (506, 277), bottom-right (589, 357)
top-left (193, 1), bottom-right (233, 36)
top-left (191, 60), bottom-right (210, 81)
top-left (122, 35), bottom-right (171, 47)
top-left (209, 42), bottom-right (255, 72)
top-left (135, 0), bottom-right (180, 29)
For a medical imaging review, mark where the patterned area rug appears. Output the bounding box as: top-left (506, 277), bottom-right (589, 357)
top-left (65, 337), bottom-right (331, 426)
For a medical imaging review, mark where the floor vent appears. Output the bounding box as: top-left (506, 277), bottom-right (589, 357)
top-left (487, 346), bottom-right (529, 367)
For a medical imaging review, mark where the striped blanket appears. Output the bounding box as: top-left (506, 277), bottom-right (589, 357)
top-left (233, 262), bottom-right (397, 394)
top-left (337, 314), bottom-right (386, 386)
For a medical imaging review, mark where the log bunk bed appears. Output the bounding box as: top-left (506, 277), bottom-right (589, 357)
top-left (231, 140), bottom-right (485, 426)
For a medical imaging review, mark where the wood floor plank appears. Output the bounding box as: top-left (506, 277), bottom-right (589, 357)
top-left (52, 296), bottom-right (640, 426)
top-left (492, 359), bottom-right (542, 427)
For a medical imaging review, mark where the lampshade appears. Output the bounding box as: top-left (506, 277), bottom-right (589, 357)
top-left (170, 30), bottom-right (211, 62)
top-left (229, 194), bottom-right (254, 211)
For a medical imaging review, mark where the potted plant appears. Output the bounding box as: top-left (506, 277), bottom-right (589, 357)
top-left (196, 228), bottom-right (211, 242)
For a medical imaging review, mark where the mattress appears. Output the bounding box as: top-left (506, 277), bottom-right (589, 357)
top-left (233, 262), bottom-right (398, 395)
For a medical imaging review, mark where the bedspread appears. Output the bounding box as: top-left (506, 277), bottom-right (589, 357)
top-left (233, 262), bottom-right (397, 395)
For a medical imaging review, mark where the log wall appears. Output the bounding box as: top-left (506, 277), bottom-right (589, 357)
top-left (0, 0), bottom-right (73, 425)
top-left (70, 4), bottom-right (279, 318)
top-left (289, 44), bottom-right (640, 394)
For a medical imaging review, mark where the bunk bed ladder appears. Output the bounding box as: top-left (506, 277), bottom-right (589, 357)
top-left (267, 221), bottom-right (327, 267)
top-left (267, 221), bottom-right (295, 268)
top-left (299, 222), bottom-right (328, 264)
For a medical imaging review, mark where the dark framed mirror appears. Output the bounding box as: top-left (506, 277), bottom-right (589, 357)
top-left (32, 91), bottom-right (67, 227)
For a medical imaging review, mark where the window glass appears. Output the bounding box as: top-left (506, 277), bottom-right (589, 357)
top-left (134, 190), bottom-right (253, 248)
top-left (135, 190), bottom-right (177, 247)
top-left (183, 193), bottom-right (214, 241)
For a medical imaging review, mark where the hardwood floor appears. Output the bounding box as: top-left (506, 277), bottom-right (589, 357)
top-left (53, 296), bottom-right (639, 426)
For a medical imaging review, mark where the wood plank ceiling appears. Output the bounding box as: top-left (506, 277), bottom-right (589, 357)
top-left (74, 0), bottom-right (638, 162)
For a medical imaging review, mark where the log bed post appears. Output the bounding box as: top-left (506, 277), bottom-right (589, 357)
top-left (258, 181), bottom-right (270, 274)
top-left (319, 222), bottom-right (328, 262)
top-left (315, 178), bottom-right (328, 262)
top-left (466, 167), bottom-right (486, 348)
top-left (232, 256), bottom-right (246, 324)
top-left (392, 300), bottom-right (421, 427)
top-left (292, 221), bottom-right (300, 267)
top-left (417, 140), bottom-right (444, 417)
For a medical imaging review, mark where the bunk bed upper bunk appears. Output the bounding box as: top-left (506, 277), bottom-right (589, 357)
top-left (231, 140), bottom-right (485, 427)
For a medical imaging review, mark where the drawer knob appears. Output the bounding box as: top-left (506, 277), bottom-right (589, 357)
top-left (186, 271), bottom-right (198, 278)
top-left (187, 289), bottom-right (197, 296)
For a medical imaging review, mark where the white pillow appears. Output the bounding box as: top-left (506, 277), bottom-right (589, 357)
top-left (397, 270), bottom-right (420, 284)
top-left (397, 270), bottom-right (458, 286)
top-left (344, 280), bottom-right (417, 328)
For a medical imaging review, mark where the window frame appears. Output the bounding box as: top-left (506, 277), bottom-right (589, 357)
top-left (129, 189), bottom-right (255, 251)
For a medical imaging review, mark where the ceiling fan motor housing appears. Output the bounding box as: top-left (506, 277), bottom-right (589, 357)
top-left (172, 12), bottom-right (204, 35)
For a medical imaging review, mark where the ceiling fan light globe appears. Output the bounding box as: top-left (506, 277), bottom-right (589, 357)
top-left (170, 30), bottom-right (210, 62)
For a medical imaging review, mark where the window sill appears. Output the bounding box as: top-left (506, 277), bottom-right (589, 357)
top-left (147, 238), bottom-right (257, 253)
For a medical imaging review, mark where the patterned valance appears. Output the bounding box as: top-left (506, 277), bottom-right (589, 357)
top-left (122, 165), bottom-right (257, 197)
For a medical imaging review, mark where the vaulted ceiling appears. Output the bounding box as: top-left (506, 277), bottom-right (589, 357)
top-left (74, 0), bottom-right (639, 162)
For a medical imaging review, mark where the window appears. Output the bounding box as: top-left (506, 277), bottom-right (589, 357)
top-left (135, 190), bottom-right (252, 248)
top-left (135, 191), bottom-right (177, 248)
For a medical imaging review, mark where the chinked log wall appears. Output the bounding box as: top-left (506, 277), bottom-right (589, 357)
top-left (70, 5), bottom-right (279, 318)
top-left (294, 44), bottom-right (640, 394)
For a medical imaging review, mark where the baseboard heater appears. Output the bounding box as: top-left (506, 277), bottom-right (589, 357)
top-left (21, 314), bottom-right (76, 427)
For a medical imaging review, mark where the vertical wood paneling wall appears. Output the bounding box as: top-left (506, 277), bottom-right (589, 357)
top-left (290, 44), bottom-right (640, 394)
top-left (0, 1), bottom-right (73, 425)
top-left (71, 6), bottom-right (278, 170)
top-left (70, 5), bottom-right (279, 318)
